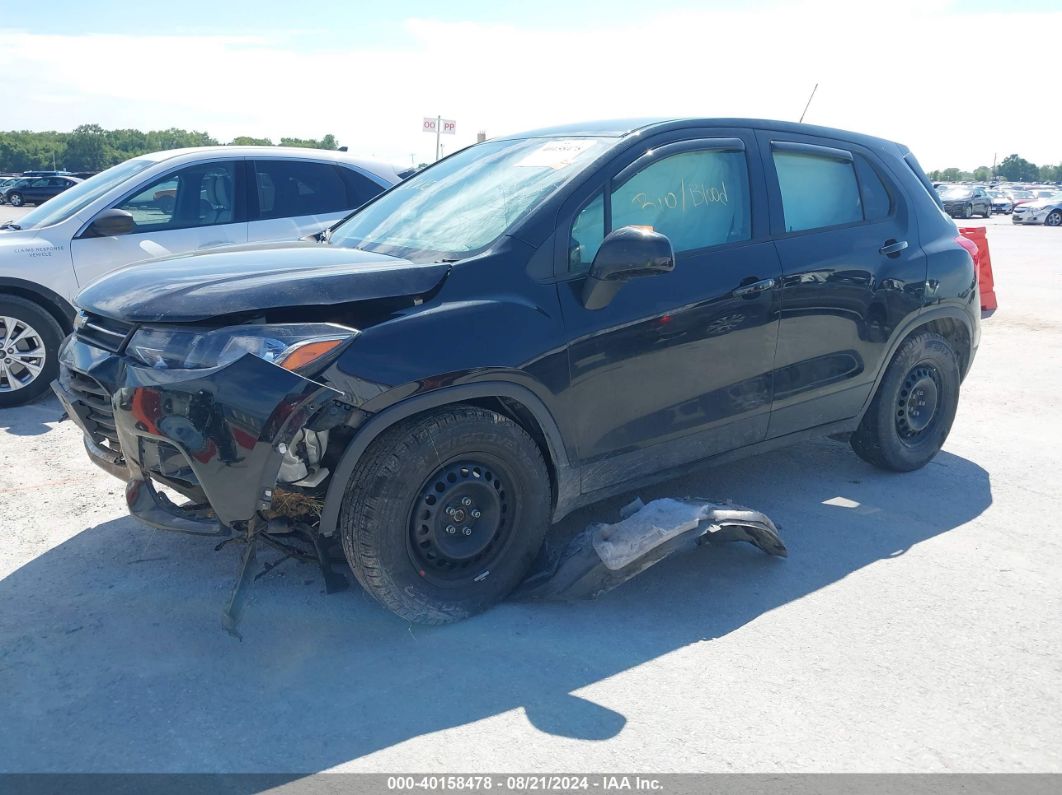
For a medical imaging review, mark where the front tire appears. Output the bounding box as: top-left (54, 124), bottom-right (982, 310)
top-left (850, 332), bottom-right (960, 472)
top-left (339, 405), bottom-right (551, 624)
top-left (7, 192), bottom-right (24, 207)
top-left (1045, 210), bottom-right (1062, 227)
top-left (962, 203), bottom-right (973, 219)
top-left (0, 296), bottom-right (63, 407)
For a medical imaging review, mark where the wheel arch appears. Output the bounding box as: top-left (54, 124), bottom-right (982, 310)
top-left (0, 277), bottom-right (77, 334)
top-left (318, 382), bottom-right (576, 536)
top-left (857, 307), bottom-right (974, 423)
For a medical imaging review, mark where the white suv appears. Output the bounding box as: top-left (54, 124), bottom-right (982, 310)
top-left (0, 147), bottom-right (404, 405)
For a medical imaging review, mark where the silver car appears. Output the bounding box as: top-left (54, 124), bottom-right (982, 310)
top-left (1012, 192), bottom-right (1062, 226)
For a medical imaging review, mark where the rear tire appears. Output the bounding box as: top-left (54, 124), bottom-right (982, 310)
top-left (339, 405), bottom-right (551, 624)
top-left (850, 332), bottom-right (960, 472)
top-left (0, 296), bottom-right (63, 407)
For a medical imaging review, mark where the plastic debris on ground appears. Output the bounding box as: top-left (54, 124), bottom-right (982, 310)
top-left (513, 497), bottom-right (787, 601)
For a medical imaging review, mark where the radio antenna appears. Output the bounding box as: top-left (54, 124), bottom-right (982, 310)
top-left (799, 83), bottom-right (819, 123)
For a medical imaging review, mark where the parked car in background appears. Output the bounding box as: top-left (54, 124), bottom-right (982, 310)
top-left (988, 189), bottom-right (1013, 214)
top-left (0, 175), bottom-right (82, 207)
top-left (52, 118), bottom-right (980, 624)
top-left (0, 146), bottom-right (404, 404)
top-left (939, 185), bottom-right (991, 219)
top-left (1012, 192), bottom-right (1062, 226)
top-left (0, 177), bottom-right (23, 204)
top-left (1007, 189), bottom-right (1036, 209)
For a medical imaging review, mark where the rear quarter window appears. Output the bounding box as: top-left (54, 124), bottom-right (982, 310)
top-left (337, 167), bottom-right (385, 208)
top-left (854, 155), bottom-right (893, 221)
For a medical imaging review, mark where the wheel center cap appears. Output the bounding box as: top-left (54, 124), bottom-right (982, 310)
top-left (904, 377), bottom-right (938, 433)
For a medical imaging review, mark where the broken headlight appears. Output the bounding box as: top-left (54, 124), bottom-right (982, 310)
top-left (126, 323), bottom-right (356, 371)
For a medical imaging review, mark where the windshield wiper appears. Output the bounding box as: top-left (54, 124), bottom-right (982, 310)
top-left (1, 222), bottom-right (21, 230)
top-left (435, 258), bottom-right (460, 263)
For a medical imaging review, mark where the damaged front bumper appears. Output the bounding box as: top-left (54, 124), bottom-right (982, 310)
top-left (54, 335), bottom-right (346, 535)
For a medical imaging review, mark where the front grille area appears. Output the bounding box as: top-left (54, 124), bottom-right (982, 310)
top-left (65, 369), bottom-right (123, 458)
top-left (76, 313), bottom-right (135, 353)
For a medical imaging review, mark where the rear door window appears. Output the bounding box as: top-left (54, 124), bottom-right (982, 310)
top-left (253, 160), bottom-right (350, 219)
top-left (772, 145), bottom-right (862, 232)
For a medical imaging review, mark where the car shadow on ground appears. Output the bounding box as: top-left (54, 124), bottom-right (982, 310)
top-left (0, 394), bottom-right (62, 437)
top-left (0, 438), bottom-right (991, 773)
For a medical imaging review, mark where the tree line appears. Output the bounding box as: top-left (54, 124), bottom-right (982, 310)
top-left (927, 154), bottom-right (1061, 184)
top-left (0, 124), bottom-right (340, 173)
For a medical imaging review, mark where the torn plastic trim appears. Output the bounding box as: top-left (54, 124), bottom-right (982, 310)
top-left (112, 353), bottom-right (346, 531)
top-left (125, 477), bottom-right (229, 537)
top-left (513, 497), bottom-right (786, 601)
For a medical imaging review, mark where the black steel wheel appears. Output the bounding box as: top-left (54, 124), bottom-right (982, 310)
top-left (895, 364), bottom-right (942, 444)
top-left (408, 457), bottom-right (516, 586)
top-left (339, 405), bottom-right (551, 624)
top-left (851, 331), bottom-right (960, 472)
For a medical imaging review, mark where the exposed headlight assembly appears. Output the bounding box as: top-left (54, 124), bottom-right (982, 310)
top-left (127, 323), bottom-right (356, 371)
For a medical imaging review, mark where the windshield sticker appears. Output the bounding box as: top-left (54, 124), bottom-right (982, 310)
top-left (516, 140), bottom-right (598, 169)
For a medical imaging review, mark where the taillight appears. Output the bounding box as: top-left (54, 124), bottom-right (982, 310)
top-left (955, 234), bottom-right (980, 269)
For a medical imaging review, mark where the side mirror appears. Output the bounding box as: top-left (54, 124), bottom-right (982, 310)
top-left (86, 208), bottom-right (135, 238)
top-left (581, 226), bottom-right (675, 310)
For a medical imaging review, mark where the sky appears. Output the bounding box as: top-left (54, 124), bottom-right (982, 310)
top-left (0, 0), bottom-right (1059, 171)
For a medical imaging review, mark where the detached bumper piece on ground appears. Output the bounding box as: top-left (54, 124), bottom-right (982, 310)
top-left (516, 498), bottom-right (786, 602)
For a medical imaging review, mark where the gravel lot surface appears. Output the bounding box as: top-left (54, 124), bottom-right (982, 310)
top-left (0, 210), bottom-right (1059, 773)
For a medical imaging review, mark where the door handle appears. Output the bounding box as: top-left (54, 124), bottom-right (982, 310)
top-left (197, 241), bottom-right (229, 250)
top-left (733, 277), bottom-right (776, 298)
top-left (879, 239), bottom-right (909, 257)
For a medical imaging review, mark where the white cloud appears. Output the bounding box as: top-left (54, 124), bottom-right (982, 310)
top-left (1, 1), bottom-right (1059, 169)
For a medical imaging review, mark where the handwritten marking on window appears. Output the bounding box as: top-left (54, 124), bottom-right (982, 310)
top-left (631, 179), bottom-right (729, 213)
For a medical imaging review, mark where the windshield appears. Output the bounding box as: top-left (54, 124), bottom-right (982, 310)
top-left (14, 158), bottom-right (156, 229)
top-left (329, 137), bottom-right (614, 261)
top-left (940, 187), bottom-right (973, 199)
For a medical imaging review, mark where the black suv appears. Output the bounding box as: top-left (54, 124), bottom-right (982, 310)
top-left (53, 118), bottom-right (979, 624)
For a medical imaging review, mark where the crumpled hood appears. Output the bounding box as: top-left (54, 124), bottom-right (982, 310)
top-left (75, 241), bottom-right (450, 323)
